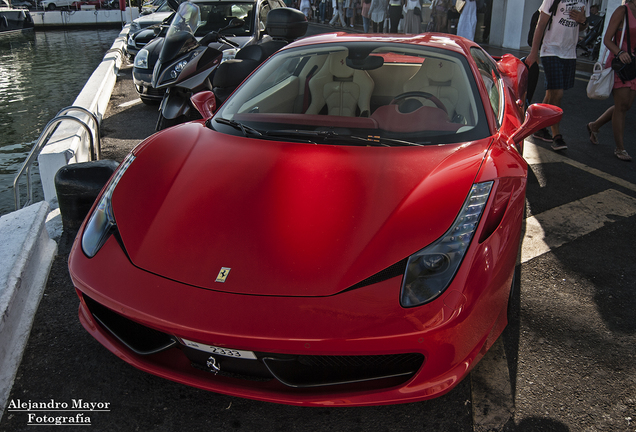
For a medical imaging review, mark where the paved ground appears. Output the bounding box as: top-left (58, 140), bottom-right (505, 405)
top-left (1, 26), bottom-right (635, 431)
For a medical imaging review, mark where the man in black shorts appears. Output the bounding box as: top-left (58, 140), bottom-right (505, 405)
top-left (526, 0), bottom-right (589, 151)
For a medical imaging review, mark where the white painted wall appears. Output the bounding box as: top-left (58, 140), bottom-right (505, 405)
top-left (490, 0), bottom-right (619, 50)
top-left (30, 7), bottom-right (139, 26)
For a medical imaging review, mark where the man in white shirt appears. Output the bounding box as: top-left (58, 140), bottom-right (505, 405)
top-left (526, 0), bottom-right (589, 151)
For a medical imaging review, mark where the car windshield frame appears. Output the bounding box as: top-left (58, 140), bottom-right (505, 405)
top-left (212, 41), bottom-right (491, 146)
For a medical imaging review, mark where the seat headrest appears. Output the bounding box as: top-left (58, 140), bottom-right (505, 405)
top-left (329, 51), bottom-right (353, 79)
top-left (423, 59), bottom-right (455, 83)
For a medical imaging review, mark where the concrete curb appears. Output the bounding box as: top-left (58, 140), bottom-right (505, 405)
top-left (0, 202), bottom-right (57, 417)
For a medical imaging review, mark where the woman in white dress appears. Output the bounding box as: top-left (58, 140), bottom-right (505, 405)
top-left (403, 0), bottom-right (421, 34)
top-left (369, 0), bottom-right (388, 32)
top-left (300, 0), bottom-right (312, 18)
top-left (456, 0), bottom-right (477, 41)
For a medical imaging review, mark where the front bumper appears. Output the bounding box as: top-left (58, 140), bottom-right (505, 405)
top-left (68, 191), bottom-right (520, 407)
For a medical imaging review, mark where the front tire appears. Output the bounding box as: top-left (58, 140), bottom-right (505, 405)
top-left (46, 3), bottom-right (56, 10)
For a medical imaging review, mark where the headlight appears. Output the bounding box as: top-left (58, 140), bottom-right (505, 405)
top-left (81, 154), bottom-right (136, 258)
top-left (400, 182), bottom-right (493, 308)
top-left (157, 48), bottom-right (203, 86)
top-left (135, 49), bottom-right (149, 69)
top-left (170, 60), bottom-right (188, 79)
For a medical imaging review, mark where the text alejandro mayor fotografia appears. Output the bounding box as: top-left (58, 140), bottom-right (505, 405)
top-left (8, 399), bottom-right (111, 426)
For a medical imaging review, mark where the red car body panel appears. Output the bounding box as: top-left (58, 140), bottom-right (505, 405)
top-left (114, 123), bottom-right (489, 296)
top-left (68, 33), bottom-right (562, 406)
top-left (69, 173), bottom-right (523, 406)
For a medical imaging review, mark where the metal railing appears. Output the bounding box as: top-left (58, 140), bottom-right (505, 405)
top-left (13, 106), bottom-right (100, 210)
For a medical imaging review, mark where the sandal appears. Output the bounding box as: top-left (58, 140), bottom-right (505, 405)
top-left (587, 123), bottom-right (599, 145)
top-left (615, 149), bottom-right (632, 161)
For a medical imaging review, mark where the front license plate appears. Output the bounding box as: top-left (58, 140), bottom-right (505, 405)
top-left (180, 338), bottom-right (257, 360)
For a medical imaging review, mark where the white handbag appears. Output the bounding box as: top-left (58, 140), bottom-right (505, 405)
top-left (587, 62), bottom-right (614, 100)
top-left (587, 23), bottom-right (625, 100)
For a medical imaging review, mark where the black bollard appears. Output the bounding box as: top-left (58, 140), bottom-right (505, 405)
top-left (54, 160), bottom-right (120, 235)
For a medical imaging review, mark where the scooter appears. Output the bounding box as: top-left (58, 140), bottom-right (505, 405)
top-left (152, 4), bottom-right (308, 131)
top-left (152, 2), bottom-right (243, 130)
top-left (578, 14), bottom-right (605, 61)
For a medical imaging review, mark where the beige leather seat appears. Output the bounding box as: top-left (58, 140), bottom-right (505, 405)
top-left (305, 51), bottom-right (374, 117)
top-left (403, 59), bottom-right (459, 119)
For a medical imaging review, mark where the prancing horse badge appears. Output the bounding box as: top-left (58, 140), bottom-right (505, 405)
top-left (215, 267), bottom-right (231, 283)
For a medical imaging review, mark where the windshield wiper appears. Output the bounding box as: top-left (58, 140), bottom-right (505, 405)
top-left (213, 117), bottom-right (263, 137)
top-left (264, 130), bottom-right (425, 147)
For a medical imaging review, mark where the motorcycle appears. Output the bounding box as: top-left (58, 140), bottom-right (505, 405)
top-left (577, 14), bottom-right (605, 61)
top-left (152, 2), bottom-right (242, 130)
top-left (152, 3), bottom-right (307, 131)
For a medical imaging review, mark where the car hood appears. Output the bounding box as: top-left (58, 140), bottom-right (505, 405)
top-left (112, 123), bottom-right (490, 296)
top-left (133, 11), bottom-right (172, 29)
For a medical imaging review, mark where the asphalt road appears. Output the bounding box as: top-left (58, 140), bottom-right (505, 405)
top-left (1, 25), bottom-right (635, 432)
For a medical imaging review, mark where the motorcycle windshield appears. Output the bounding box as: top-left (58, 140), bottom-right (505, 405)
top-left (166, 1), bottom-right (200, 39)
top-left (158, 1), bottom-right (201, 63)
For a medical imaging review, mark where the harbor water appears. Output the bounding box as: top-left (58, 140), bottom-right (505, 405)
top-left (0, 27), bottom-right (122, 217)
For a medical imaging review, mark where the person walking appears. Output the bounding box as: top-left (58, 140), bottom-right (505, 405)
top-left (300, 0), bottom-right (312, 18)
top-left (388, 0), bottom-right (403, 32)
top-left (457, 0), bottom-right (477, 40)
top-left (318, 0), bottom-right (327, 23)
top-left (361, 0), bottom-right (372, 32)
top-left (345, 0), bottom-right (355, 27)
top-left (526, 0), bottom-right (589, 151)
top-left (403, 0), bottom-right (421, 33)
top-left (432, 0), bottom-right (450, 32)
top-left (587, 0), bottom-right (636, 161)
top-left (369, 0), bottom-right (388, 32)
top-left (330, 0), bottom-right (347, 26)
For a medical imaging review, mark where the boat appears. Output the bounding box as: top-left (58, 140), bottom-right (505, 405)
top-left (0, 0), bottom-right (34, 34)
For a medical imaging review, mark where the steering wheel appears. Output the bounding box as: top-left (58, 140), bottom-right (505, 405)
top-left (390, 91), bottom-right (447, 115)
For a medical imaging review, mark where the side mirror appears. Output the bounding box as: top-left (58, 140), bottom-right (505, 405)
top-left (199, 31), bottom-right (219, 45)
top-left (191, 91), bottom-right (217, 119)
top-left (508, 103), bottom-right (562, 147)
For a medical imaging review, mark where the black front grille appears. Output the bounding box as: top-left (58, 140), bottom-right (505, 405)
top-left (82, 294), bottom-right (176, 355)
top-left (263, 353), bottom-right (424, 388)
top-left (145, 86), bottom-right (165, 97)
top-left (82, 294), bottom-right (424, 389)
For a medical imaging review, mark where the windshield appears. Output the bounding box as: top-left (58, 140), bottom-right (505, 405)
top-left (166, 2), bottom-right (200, 40)
top-left (194, 2), bottom-right (255, 37)
top-left (212, 42), bottom-right (490, 146)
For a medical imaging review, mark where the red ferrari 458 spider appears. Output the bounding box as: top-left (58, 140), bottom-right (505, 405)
top-left (69, 32), bottom-right (562, 406)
